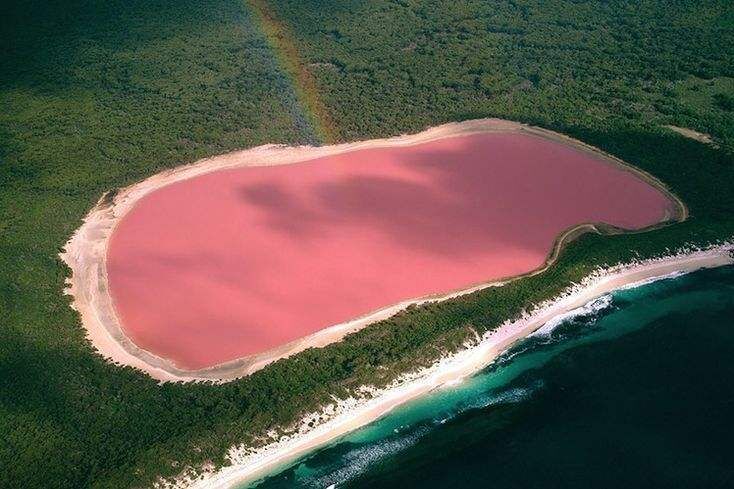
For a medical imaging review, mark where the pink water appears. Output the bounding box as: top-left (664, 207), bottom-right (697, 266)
top-left (107, 133), bottom-right (676, 369)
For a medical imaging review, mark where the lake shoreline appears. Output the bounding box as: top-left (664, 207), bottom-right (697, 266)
top-left (59, 118), bottom-right (685, 383)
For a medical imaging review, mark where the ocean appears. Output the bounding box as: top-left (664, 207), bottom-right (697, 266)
top-left (250, 265), bottom-right (734, 489)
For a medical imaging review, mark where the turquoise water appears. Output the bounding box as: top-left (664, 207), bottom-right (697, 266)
top-left (251, 265), bottom-right (734, 489)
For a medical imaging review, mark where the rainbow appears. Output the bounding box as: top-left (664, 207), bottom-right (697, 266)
top-left (249, 0), bottom-right (338, 144)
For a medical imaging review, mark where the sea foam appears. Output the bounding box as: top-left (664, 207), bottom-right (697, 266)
top-left (616, 270), bottom-right (686, 291)
top-left (530, 293), bottom-right (614, 338)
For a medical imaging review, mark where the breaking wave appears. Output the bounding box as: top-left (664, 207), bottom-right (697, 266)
top-left (616, 270), bottom-right (686, 291)
top-left (530, 293), bottom-right (614, 339)
top-left (299, 379), bottom-right (543, 488)
top-left (300, 426), bottom-right (431, 488)
top-left (451, 380), bottom-right (543, 416)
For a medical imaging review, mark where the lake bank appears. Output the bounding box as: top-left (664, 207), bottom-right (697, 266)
top-left (61, 118), bottom-right (684, 382)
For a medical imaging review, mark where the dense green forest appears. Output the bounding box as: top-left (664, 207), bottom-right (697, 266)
top-left (1, 0), bottom-right (733, 487)
top-left (266, 0), bottom-right (734, 147)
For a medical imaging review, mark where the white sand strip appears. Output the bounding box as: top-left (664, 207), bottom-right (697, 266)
top-left (664, 125), bottom-right (717, 146)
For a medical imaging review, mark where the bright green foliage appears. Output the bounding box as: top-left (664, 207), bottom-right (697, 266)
top-left (1, 1), bottom-right (733, 488)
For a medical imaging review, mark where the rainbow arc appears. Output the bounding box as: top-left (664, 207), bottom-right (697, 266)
top-left (249, 0), bottom-right (338, 145)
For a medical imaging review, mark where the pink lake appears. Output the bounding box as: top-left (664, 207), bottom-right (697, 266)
top-left (107, 132), bottom-right (676, 369)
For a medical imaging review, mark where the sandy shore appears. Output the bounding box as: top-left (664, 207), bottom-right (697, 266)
top-left (159, 244), bottom-right (732, 489)
top-left (665, 125), bottom-right (717, 147)
top-left (60, 118), bottom-right (686, 382)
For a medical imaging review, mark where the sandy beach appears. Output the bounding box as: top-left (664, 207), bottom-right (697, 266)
top-left (159, 244), bottom-right (732, 489)
top-left (60, 118), bottom-right (686, 382)
top-left (665, 125), bottom-right (717, 147)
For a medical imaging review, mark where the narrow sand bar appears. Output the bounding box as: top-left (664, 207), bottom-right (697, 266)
top-left (61, 119), bottom-right (684, 381)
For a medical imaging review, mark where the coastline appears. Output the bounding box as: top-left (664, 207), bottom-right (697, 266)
top-left (60, 118), bottom-right (686, 382)
top-left (162, 244), bottom-right (733, 489)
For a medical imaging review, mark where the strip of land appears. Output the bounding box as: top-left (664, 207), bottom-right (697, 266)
top-left (665, 125), bottom-right (717, 146)
top-left (61, 118), bottom-right (686, 382)
top-left (165, 246), bottom-right (732, 489)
